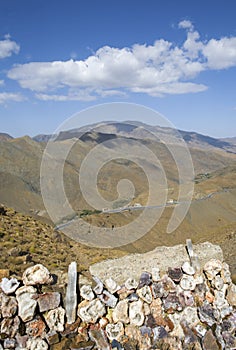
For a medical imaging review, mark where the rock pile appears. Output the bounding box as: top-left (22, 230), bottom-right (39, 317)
top-left (0, 242), bottom-right (235, 349)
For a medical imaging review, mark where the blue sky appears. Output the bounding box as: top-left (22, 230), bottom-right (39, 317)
top-left (0, 0), bottom-right (236, 138)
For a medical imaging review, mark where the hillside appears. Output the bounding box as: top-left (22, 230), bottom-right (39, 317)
top-left (0, 136), bottom-right (44, 213)
top-left (1, 127), bottom-right (236, 217)
top-left (0, 199), bottom-right (235, 281)
top-left (0, 122), bottom-right (235, 279)
top-left (221, 136), bottom-right (236, 145)
top-left (0, 204), bottom-right (126, 277)
top-left (0, 132), bottom-right (13, 141)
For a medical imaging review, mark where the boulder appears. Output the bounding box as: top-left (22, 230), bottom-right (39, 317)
top-left (26, 337), bottom-right (48, 350)
top-left (80, 285), bottom-right (95, 301)
top-left (226, 283), bottom-right (236, 306)
top-left (15, 286), bottom-right (37, 322)
top-left (129, 299), bottom-right (144, 326)
top-left (78, 299), bottom-right (106, 324)
top-left (112, 299), bottom-right (129, 324)
top-left (89, 327), bottom-right (110, 349)
top-left (44, 306), bottom-right (65, 332)
top-left (25, 316), bottom-right (46, 337)
top-left (106, 322), bottom-right (124, 341)
top-left (22, 264), bottom-right (53, 286)
top-left (1, 316), bottom-right (20, 338)
top-left (36, 292), bottom-right (61, 312)
top-left (0, 277), bottom-right (20, 295)
top-left (0, 294), bottom-right (18, 317)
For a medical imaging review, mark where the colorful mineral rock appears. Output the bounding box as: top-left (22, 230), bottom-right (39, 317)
top-left (22, 264), bottom-right (53, 286)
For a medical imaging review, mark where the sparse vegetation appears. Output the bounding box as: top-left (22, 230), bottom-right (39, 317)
top-left (0, 205), bottom-right (126, 277)
top-left (112, 199), bottom-right (131, 209)
top-left (194, 172), bottom-right (212, 183)
top-left (79, 209), bottom-right (102, 217)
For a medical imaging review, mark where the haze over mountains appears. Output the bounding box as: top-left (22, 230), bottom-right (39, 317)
top-left (0, 121), bottom-right (235, 273)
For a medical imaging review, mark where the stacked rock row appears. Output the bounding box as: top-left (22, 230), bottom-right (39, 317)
top-left (0, 260), bottom-right (235, 350)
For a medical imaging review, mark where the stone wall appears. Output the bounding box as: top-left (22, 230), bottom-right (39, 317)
top-left (89, 242), bottom-right (224, 284)
top-left (0, 241), bottom-right (235, 349)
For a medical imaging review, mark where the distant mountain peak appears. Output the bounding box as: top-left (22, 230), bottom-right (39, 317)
top-left (31, 121), bottom-right (236, 154)
top-left (0, 133), bottom-right (13, 141)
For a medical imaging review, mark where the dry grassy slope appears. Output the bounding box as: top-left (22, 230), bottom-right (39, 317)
top-left (0, 137), bottom-right (91, 216)
top-left (0, 205), bottom-right (127, 278)
top-left (0, 198), bottom-right (235, 279)
top-left (195, 165), bottom-right (236, 196)
top-left (0, 137), bottom-right (44, 213)
top-left (0, 172), bottom-right (43, 213)
top-left (63, 136), bottom-right (236, 214)
top-left (80, 163), bottom-right (236, 274)
top-left (0, 133), bottom-right (235, 216)
top-left (221, 136), bottom-right (236, 145)
top-left (189, 148), bottom-right (236, 174)
top-left (84, 188), bottom-right (236, 276)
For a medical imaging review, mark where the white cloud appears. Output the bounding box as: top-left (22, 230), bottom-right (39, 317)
top-left (0, 80), bottom-right (4, 86)
top-left (0, 35), bottom-right (20, 59)
top-left (203, 37), bottom-right (236, 69)
top-left (6, 21), bottom-right (236, 100)
top-left (0, 92), bottom-right (25, 104)
top-left (36, 88), bottom-right (127, 101)
top-left (178, 20), bottom-right (194, 30)
top-left (96, 89), bottom-right (127, 98)
top-left (131, 82), bottom-right (207, 96)
top-left (36, 90), bottom-right (96, 102)
top-left (183, 30), bottom-right (203, 59)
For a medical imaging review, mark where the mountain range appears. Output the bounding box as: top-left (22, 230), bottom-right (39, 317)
top-left (0, 122), bottom-right (235, 275)
top-left (33, 121), bottom-right (236, 154)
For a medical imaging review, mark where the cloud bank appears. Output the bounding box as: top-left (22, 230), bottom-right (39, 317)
top-left (6, 21), bottom-right (236, 101)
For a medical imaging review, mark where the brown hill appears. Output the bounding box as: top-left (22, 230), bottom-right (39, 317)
top-left (0, 136), bottom-right (44, 213)
top-left (221, 136), bottom-right (236, 145)
top-left (77, 186), bottom-right (236, 276)
top-left (0, 124), bottom-right (235, 278)
top-left (1, 130), bottom-right (235, 216)
top-left (0, 132), bottom-right (13, 141)
top-left (1, 195), bottom-right (235, 279)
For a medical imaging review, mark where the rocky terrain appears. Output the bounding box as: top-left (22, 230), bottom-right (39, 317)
top-left (0, 241), bottom-right (235, 349)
